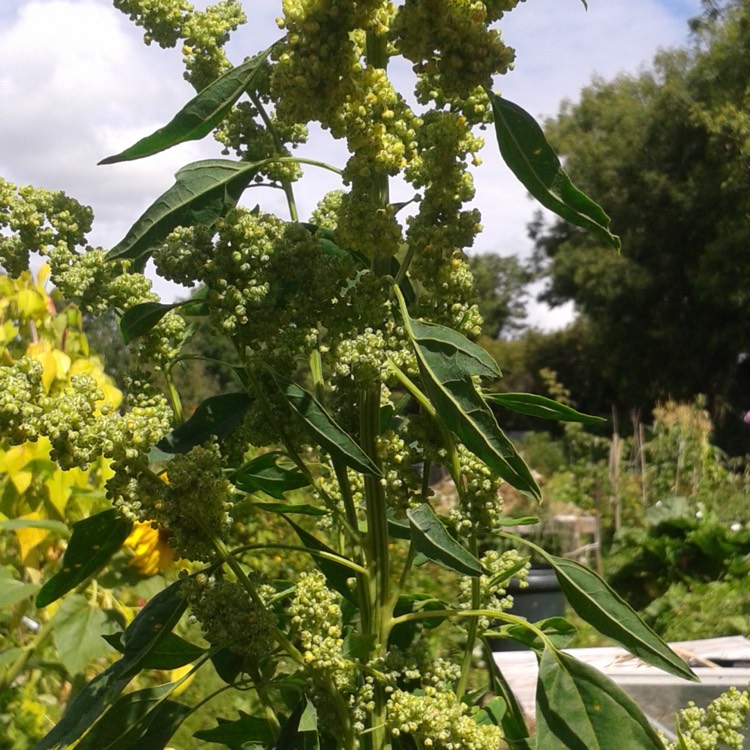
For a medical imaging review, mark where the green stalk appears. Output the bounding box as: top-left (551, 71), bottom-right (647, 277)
top-left (456, 533), bottom-right (481, 700)
top-left (362, 25), bottom-right (393, 750)
top-left (332, 459), bottom-right (374, 634)
top-left (249, 91), bottom-right (299, 222)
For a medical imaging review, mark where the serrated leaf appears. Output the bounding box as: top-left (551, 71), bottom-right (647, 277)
top-left (36, 510), bottom-right (133, 608)
top-left (284, 518), bottom-right (357, 603)
top-left (406, 504), bottom-right (483, 577)
top-left (74, 684), bottom-right (190, 750)
top-left (107, 159), bottom-right (257, 266)
top-left (119, 302), bottom-right (179, 344)
top-left (157, 392), bottom-right (252, 454)
top-left (233, 452), bottom-right (310, 499)
top-left (536, 648), bottom-right (665, 749)
top-left (398, 295), bottom-right (540, 499)
top-left (547, 555), bottom-right (696, 681)
top-left (99, 48), bottom-right (273, 164)
top-left (271, 372), bottom-right (381, 478)
top-left (52, 595), bottom-right (120, 675)
top-left (194, 710), bottom-right (276, 749)
top-left (488, 93), bottom-right (620, 251)
top-left (484, 392), bottom-right (605, 424)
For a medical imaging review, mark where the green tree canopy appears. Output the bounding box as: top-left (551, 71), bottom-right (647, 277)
top-left (468, 252), bottom-right (533, 339)
top-left (532, 0), bottom-right (750, 447)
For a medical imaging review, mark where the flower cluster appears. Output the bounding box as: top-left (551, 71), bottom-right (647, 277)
top-left (668, 687), bottom-right (750, 750)
top-left (183, 575), bottom-right (276, 662)
top-left (113, 0), bottom-right (246, 90)
top-left (458, 549), bottom-right (529, 631)
top-left (393, 0), bottom-right (520, 100)
top-left (142, 443), bottom-right (234, 561)
top-left (0, 178), bottom-right (93, 277)
top-left (288, 570), bottom-right (355, 729)
top-left (450, 445), bottom-right (505, 532)
top-left (386, 686), bottom-right (503, 750)
top-left (289, 570), bottom-right (348, 680)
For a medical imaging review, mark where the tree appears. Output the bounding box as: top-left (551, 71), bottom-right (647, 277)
top-left (532, 0), bottom-right (750, 449)
top-left (468, 252), bottom-right (533, 338)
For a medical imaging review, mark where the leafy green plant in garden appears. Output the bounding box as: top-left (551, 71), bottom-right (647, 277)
top-left (0, 268), bottom-right (180, 747)
top-left (0, 1), bottom-right (711, 749)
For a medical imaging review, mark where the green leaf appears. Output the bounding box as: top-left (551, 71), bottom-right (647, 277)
top-left (121, 578), bottom-right (188, 659)
top-left (118, 302), bottom-right (179, 344)
top-left (38, 577), bottom-right (196, 748)
top-left (0, 566), bottom-right (38, 608)
top-left (536, 648), bottom-right (665, 749)
top-left (409, 317), bottom-right (501, 381)
top-left (284, 518), bottom-right (357, 603)
top-left (99, 48), bottom-right (274, 164)
top-left (52, 595), bottom-right (120, 675)
top-left (547, 555), bottom-right (696, 681)
top-left (233, 452), bottom-right (311, 499)
top-left (406, 504), bottom-right (483, 577)
top-left (0, 518), bottom-right (70, 535)
top-left (103, 631), bottom-right (205, 670)
top-left (107, 159), bottom-right (257, 266)
top-left (484, 392), bottom-right (606, 424)
top-left (194, 710), bottom-right (276, 749)
top-left (495, 616), bottom-right (577, 651)
top-left (210, 647), bottom-right (245, 684)
top-left (74, 684), bottom-right (190, 750)
top-left (474, 696), bottom-right (506, 727)
top-left (271, 372), bottom-right (382, 478)
top-left (490, 666), bottom-right (535, 750)
top-left (398, 296), bottom-right (540, 499)
top-left (36, 510), bottom-right (133, 608)
top-left (36, 659), bottom-right (135, 750)
top-left (157, 392), bottom-right (252, 454)
top-left (386, 509), bottom-right (411, 541)
top-left (488, 93), bottom-right (620, 251)
top-left (276, 697), bottom-right (319, 750)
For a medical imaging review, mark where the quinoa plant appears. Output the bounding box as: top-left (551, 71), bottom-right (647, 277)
top-left (1, 1), bottom-right (703, 748)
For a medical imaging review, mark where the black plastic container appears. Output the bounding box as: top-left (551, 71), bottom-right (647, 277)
top-left (489, 565), bottom-right (566, 652)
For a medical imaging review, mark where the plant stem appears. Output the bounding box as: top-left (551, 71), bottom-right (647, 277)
top-left (456, 533), bottom-right (480, 700)
top-left (249, 91), bottom-right (299, 222)
top-left (362, 25), bottom-right (392, 750)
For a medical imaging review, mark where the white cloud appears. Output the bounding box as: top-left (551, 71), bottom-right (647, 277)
top-left (1, 0), bottom-right (703, 326)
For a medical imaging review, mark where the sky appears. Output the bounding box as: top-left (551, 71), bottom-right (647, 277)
top-left (0, 0), bottom-right (703, 327)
